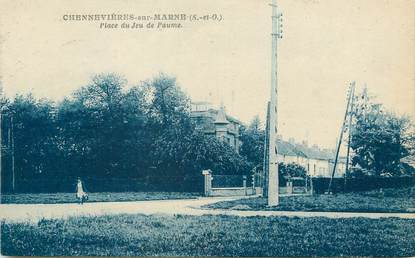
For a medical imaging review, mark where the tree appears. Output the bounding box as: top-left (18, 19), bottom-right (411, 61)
top-left (278, 162), bottom-right (307, 178)
top-left (1, 73), bottom-right (253, 192)
top-left (6, 95), bottom-right (59, 184)
top-left (239, 115), bottom-right (265, 170)
top-left (350, 90), bottom-right (415, 176)
top-left (142, 74), bottom-right (194, 176)
top-left (144, 74), bottom-right (249, 177)
top-left (143, 73), bottom-right (191, 127)
top-left (58, 73), bottom-right (149, 178)
top-left (0, 81), bottom-right (7, 109)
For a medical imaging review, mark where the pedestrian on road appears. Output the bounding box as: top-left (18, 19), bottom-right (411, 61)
top-left (76, 177), bottom-right (88, 205)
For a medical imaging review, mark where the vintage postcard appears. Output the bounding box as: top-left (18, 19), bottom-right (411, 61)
top-left (0, 0), bottom-right (414, 256)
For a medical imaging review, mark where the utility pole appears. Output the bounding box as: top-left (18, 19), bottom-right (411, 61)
top-left (0, 86), bottom-right (2, 185)
top-left (267, 0), bottom-right (283, 206)
top-left (0, 111), bottom-right (2, 186)
top-left (11, 115), bottom-right (15, 192)
top-left (327, 82), bottom-right (355, 193)
top-left (344, 85), bottom-right (355, 188)
top-left (262, 102), bottom-right (270, 197)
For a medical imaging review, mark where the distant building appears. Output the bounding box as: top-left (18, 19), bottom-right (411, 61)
top-left (190, 102), bottom-right (242, 153)
top-left (401, 156), bottom-right (415, 169)
top-left (276, 137), bottom-right (346, 178)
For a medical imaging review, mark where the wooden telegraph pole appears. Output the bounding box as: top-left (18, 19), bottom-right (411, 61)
top-left (344, 85), bottom-right (355, 188)
top-left (262, 102), bottom-right (270, 197)
top-left (327, 82), bottom-right (355, 193)
top-left (0, 111), bottom-right (2, 186)
top-left (267, 0), bottom-right (283, 206)
top-left (11, 115), bottom-right (15, 192)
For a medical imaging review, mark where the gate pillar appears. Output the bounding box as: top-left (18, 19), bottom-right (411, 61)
top-left (202, 169), bottom-right (212, 197)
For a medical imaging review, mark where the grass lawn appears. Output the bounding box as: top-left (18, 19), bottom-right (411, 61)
top-left (1, 214), bottom-right (414, 256)
top-left (0, 192), bottom-right (199, 204)
top-left (204, 187), bottom-right (415, 213)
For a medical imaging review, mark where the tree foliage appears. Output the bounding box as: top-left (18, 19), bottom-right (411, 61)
top-left (239, 115), bottom-right (265, 170)
top-left (6, 95), bottom-right (59, 179)
top-left (350, 90), bottom-right (415, 176)
top-left (278, 162), bottom-right (307, 179)
top-left (1, 73), bottom-right (250, 192)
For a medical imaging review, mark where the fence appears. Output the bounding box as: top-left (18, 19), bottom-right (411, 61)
top-left (211, 175), bottom-right (253, 188)
top-left (205, 174), bottom-right (258, 197)
top-left (4, 173), bottom-right (412, 195)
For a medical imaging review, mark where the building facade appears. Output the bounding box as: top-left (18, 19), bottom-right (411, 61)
top-left (276, 137), bottom-right (346, 178)
top-left (190, 101), bottom-right (242, 153)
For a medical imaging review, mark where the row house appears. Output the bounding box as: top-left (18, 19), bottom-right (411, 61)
top-left (276, 137), bottom-right (346, 178)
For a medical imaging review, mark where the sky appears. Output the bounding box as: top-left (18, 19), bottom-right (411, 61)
top-left (1, 0), bottom-right (414, 149)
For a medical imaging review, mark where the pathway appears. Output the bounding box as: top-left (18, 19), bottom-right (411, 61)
top-left (1, 196), bottom-right (414, 223)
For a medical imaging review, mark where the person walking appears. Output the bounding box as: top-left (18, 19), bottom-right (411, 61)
top-left (76, 177), bottom-right (88, 204)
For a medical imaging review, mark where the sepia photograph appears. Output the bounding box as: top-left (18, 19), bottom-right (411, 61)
top-left (0, 0), bottom-right (414, 256)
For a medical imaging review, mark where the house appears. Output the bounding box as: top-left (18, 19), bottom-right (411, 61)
top-left (190, 101), bottom-right (242, 153)
top-left (401, 156), bottom-right (415, 169)
top-left (276, 138), bottom-right (309, 169)
top-left (276, 137), bottom-right (346, 178)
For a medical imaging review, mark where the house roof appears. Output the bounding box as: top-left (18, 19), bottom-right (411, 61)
top-left (276, 138), bottom-right (345, 162)
top-left (401, 155), bottom-right (415, 167)
top-left (296, 144), bottom-right (334, 160)
top-left (191, 106), bottom-right (243, 126)
top-left (191, 101), bottom-right (243, 125)
top-left (214, 106), bottom-right (229, 124)
top-left (276, 139), bottom-right (307, 158)
top-left (192, 101), bottom-right (211, 105)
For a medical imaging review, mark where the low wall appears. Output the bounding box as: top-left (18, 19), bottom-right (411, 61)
top-left (210, 187), bottom-right (256, 197)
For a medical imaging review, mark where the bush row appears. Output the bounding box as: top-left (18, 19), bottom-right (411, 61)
top-left (311, 176), bottom-right (415, 194)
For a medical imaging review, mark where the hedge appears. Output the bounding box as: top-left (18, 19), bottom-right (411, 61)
top-left (311, 176), bottom-right (415, 194)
